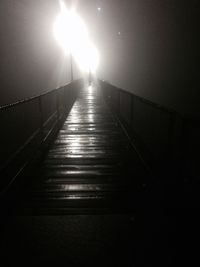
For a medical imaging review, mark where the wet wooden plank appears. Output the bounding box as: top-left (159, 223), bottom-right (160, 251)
top-left (14, 84), bottom-right (149, 214)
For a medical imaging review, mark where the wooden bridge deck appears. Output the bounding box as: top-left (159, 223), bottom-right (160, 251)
top-left (7, 84), bottom-right (149, 214)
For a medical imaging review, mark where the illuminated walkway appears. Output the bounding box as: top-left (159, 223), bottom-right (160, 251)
top-left (8, 84), bottom-right (149, 214)
top-left (1, 85), bottom-right (173, 267)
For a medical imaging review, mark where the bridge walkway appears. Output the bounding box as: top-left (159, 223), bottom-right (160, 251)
top-left (7, 84), bottom-right (149, 214)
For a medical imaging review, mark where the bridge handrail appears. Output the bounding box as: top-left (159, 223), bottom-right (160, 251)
top-left (0, 79), bottom-right (82, 194)
top-left (100, 79), bottom-right (199, 174)
top-left (101, 80), bottom-right (200, 121)
top-left (0, 80), bottom-right (76, 111)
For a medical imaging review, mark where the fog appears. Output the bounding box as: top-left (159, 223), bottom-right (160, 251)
top-left (80, 0), bottom-right (199, 115)
top-left (0, 0), bottom-right (199, 115)
top-left (0, 0), bottom-right (80, 106)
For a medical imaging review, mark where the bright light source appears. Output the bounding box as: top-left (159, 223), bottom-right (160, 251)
top-left (53, 2), bottom-right (88, 54)
top-left (53, 1), bottom-right (99, 73)
top-left (97, 7), bottom-right (101, 11)
top-left (88, 45), bottom-right (99, 73)
top-left (75, 42), bottom-right (99, 73)
top-left (88, 85), bottom-right (92, 92)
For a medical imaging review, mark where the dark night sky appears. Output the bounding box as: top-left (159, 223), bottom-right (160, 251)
top-left (0, 0), bottom-right (199, 115)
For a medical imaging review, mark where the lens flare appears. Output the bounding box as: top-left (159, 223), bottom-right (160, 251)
top-left (53, 1), bottom-right (99, 73)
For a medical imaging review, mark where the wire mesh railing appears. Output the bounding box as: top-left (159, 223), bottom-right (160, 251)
top-left (100, 80), bottom-right (200, 179)
top-left (0, 79), bottom-right (82, 193)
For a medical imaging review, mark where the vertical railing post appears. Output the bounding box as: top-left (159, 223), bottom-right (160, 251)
top-left (65, 86), bottom-right (69, 112)
top-left (38, 96), bottom-right (44, 142)
top-left (180, 117), bottom-right (187, 160)
top-left (56, 90), bottom-right (60, 123)
top-left (69, 85), bottom-right (72, 106)
top-left (70, 53), bottom-right (74, 82)
top-left (131, 95), bottom-right (134, 130)
top-left (62, 87), bottom-right (65, 114)
top-left (62, 87), bottom-right (65, 113)
top-left (167, 111), bottom-right (177, 160)
top-left (118, 90), bottom-right (121, 117)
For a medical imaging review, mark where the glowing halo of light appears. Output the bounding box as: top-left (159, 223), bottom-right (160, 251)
top-left (73, 41), bottom-right (99, 74)
top-left (53, 1), bottom-right (99, 73)
top-left (53, 3), bottom-right (89, 54)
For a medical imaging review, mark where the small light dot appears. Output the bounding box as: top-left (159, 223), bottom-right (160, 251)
top-left (118, 31), bottom-right (121, 35)
top-left (97, 7), bottom-right (101, 11)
